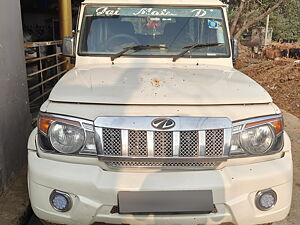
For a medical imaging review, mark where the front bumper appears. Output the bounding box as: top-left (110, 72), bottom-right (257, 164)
top-left (28, 134), bottom-right (293, 225)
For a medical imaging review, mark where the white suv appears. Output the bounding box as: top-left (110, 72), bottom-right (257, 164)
top-left (27, 0), bottom-right (293, 224)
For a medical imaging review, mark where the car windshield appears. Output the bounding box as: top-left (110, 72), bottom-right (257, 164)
top-left (79, 6), bottom-right (231, 58)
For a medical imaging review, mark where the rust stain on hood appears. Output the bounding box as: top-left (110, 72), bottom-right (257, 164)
top-left (151, 78), bottom-right (161, 88)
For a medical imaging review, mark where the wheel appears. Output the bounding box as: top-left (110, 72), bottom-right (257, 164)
top-left (106, 34), bottom-right (139, 51)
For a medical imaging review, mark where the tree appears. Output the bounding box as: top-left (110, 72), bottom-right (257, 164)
top-left (270, 0), bottom-right (300, 41)
top-left (221, 0), bottom-right (286, 39)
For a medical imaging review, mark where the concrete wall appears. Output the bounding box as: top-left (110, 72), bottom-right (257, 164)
top-left (0, 0), bottom-right (31, 194)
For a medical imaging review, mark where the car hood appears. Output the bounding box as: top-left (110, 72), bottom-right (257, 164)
top-left (49, 64), bottom-right (272, 105)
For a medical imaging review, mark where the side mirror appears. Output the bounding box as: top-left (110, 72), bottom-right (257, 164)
top-left (63, 37), bottom-right (75, 57)
top-left (231, 39), bottom-right (239, 60)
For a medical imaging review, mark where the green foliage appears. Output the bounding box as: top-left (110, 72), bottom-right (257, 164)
top-left (270, 0), bottom-right (300, 41)
top-left (221, 0), bottom-right (300, 40)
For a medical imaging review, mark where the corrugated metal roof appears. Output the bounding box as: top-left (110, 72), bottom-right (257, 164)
top-left (83, 0), bottom-right (225, 6)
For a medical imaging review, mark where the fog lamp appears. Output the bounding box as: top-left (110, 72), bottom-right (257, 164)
top-left (255, 189), bottom-right (277, 211)
top-left (50, 190), bottom-right (72, 212)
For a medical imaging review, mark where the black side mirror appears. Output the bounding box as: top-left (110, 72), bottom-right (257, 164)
top-left (63, 37), bottom-right (75, 57)
top-left (231, 39), bottom-right (239, 60)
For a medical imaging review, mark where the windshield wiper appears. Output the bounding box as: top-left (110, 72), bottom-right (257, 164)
top-left (172, 43), bottom-right (224, 62)
top-left (111, 45), bottom-right (168, 61)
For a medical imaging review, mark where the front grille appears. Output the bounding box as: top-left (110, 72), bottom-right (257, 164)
top-left (128, 130), bottom-right (148, 157)
top-left (97, 117), bottom-right (231, 170)
top-left (180, 131), bottom-right (199, 157)
top-left (102, 128), bottom-right (122, 156)
top-left (110, 206), bottom-right (119, 214)
top-left (154, 131), bottom-right (173, 157)
top-left (106, 161), bottom-right (216, 168)
top-left (205, 129), bottom-right (224, 157)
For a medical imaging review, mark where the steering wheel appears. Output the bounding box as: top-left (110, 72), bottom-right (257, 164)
top-left (107, 34), bottom-right (140, 51)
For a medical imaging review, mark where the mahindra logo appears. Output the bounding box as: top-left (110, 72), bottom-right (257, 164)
top-left (151, 118), bottom-right (176, 130)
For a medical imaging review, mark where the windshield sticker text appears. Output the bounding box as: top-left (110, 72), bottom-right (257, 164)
top-left (133, 8), bottom-right (176, 16)
top-left (91, 7), bottom-right (220, 18)
top-left (96, 7), bottom-right (121, 16)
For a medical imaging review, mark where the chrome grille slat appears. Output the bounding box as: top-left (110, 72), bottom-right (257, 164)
top-left (173, 132), bottom-right (180, 157)
top-left (199, 131), bottom-right (206, 156)
top-left (147, 131), bottom-right (154, 157)
top-left (94, 127), bottom-right (103, 155)
top-left (223, 128), bottom-right (233, 156)
top-left (121, 130), bottom-right (128, 156)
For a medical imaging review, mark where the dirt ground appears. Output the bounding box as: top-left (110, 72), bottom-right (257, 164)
top-left (235, 47), bottom-right (300, 119)
top-left (235, 47), bottom-right (299, 224)
top-left (273, 111), bottom-right (300, 225)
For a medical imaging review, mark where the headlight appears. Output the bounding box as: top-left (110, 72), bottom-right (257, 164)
top-left (49, 123), bottom-right (85, 154)
top-left (230, 115), bottom-right (284, 156)
top-left (37, 114), bottom-right (97, 156)
top-left (240, 125), bottom-right (275, 154)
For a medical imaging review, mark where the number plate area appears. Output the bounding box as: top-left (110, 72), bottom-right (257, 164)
top-left (118, 190), bottom-right (214, 215)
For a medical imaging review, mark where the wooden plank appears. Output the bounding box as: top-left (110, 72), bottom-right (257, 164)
top-left (30, 89), bottom-right (53, 104)
top-left (29, 69), bottom-right (68, 91)
top-left (25, 53), bottom-right (62, 64)
top-left (29, 67), bottom-right (66, 104)
top-left (27, 60), bottom-right (67, 77)
top-left (24, 40), bottom-right (63, 48)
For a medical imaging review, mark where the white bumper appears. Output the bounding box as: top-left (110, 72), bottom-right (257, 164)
top-left (28, 135), bottom-right (293, 225)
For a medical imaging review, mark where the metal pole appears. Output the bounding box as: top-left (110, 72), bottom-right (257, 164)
top-left (58, 0), bottom-right (73, 69)
top-left (38, 46), bottom-right (45, 103)
top-left (264, 15), bottom-right (270, 46)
